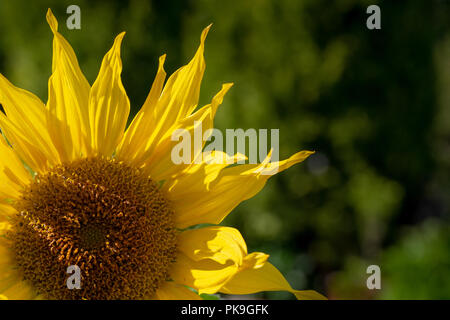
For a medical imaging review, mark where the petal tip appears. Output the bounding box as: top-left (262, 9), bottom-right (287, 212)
top-left (223, 82), bottom-right (234, 90)
top-left (218, 83), bottom-right (233, 96)
top-left (117, 31), bottom-right (126, 42)
top-left (46, 8), bottom-right (58, 33)
top-left (200, 24), bottom-right (212, 45)
top-left (110, 32), bottom-right (126, 56)
top-left (303, 150), bottom-right (316, 157)
top-left (158, 54), bottom-right (167, 68)
top-left (288, 150), bottom-right (315, 164)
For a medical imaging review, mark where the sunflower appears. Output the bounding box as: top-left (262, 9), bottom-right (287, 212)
top-left (0, 9), bottom-right (325, 300)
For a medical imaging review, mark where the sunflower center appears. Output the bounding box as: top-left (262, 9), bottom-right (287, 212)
top-left (8, 157), bottom-right (177, 300)
top-left (79, 224), bottom-right (107, 250)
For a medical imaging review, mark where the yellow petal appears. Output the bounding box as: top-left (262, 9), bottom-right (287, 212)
top-left (0, 136), bottom-right (30, 200)
top-left (89, 32), bottom-right (130, 156)
top-left (163, 151), bottom-right (246, 197)
top-left (0, 261), bottom-right (18, 293)
top-left (0, 280), bottom-right (36, 300)
top-left (153, 282), bottom-right (202, 300)
top-left (241, 252), bottom-right (269, 270)
top-left (144, 83), bottom-right (233, 181)
top-left (116, 25), bottom-right (210, 170)
top-left (46, 9), bottom-right (91, 161)
top-left (0, 202), bottom-right (17, 221)
top-left (169, 150), bottom-right (314, 229)
top-left (0, 234), bottom-right (37, 300)
top-left (0, 234), bottom-right (27, 298)
top-left (0, 75), bottom-right (59, 172)
top-left (170, 226), bottom-right (251, 294)
top-left (178, 226), bottom-right (247, 265)
top-left (0, 238), bottom-right (12, 265)
top-left (117, 54), bottom-right (167, 163)
top-left (170, 25), bottom-right (210, 120)
top-left (220, 262), bottom-right (327, 300)
top-left (0, 221), bottom-right (12, 236)
top-left (150, 25), bottom-right (209, 137)
top-left (170, 253), bottom-right (238, 295)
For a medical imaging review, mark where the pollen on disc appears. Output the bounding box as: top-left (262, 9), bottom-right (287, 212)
top-left (8, 157), bottom-right (177, 300)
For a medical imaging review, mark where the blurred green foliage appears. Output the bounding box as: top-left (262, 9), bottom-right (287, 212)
top-left (0, 0), bottom-right (449, 299)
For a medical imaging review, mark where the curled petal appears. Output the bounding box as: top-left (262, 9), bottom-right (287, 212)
top-left (89, 32), bottom-right (130, 156)
top-left (168, 150), bottom-right (314, 229)
top-left (220, 262), bottom-right (327, 300)
top-left (46, 9), bottom-right (91, 161)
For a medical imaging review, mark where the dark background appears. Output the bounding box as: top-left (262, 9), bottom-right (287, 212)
top-left (0, 0), bottom-right (449, 299)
